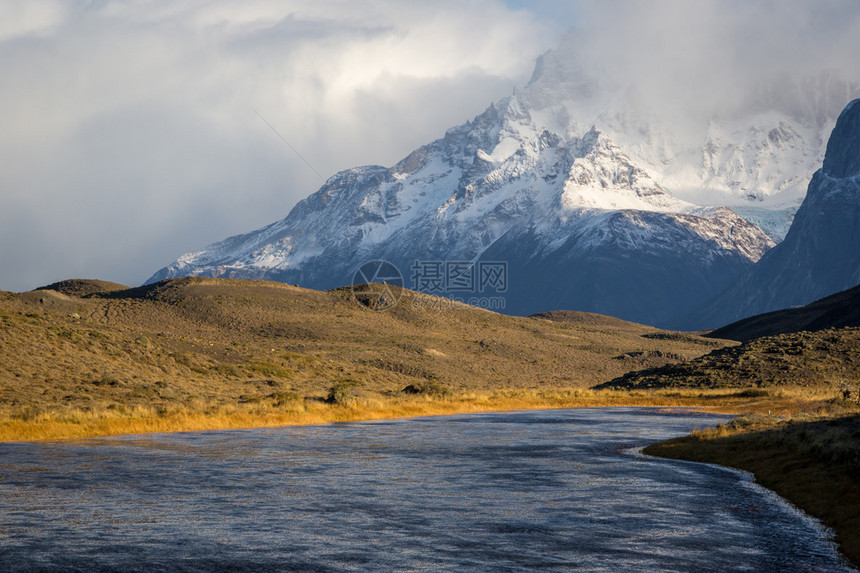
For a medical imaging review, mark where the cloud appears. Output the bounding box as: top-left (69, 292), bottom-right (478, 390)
top-left (0, 0), bottom-right (66, 42)
top-left (0, 0), bottom-right (562, 291)
top-left (570, 0), bottom-right (860, 121)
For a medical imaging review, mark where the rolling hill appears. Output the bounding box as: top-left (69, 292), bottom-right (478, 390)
top-left (0, 277), bottom-right (728, 424)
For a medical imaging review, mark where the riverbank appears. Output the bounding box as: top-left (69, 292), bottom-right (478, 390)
top-left (645, 407), bottom-right (860, 568)
top-left (0, 386), bottom-right (829, 442)
top-left (1, 277), bottom-right (742, 441)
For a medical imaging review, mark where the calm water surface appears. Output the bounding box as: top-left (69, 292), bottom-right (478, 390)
top-left (0, 408), bottom-right (854, 572)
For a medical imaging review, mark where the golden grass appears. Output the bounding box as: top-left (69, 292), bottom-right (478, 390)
top-left (0, 386), bottom-right (827, 443)
top-left (1, 279), bottom-right (733, 401)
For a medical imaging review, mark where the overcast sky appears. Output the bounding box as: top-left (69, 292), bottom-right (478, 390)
top-left (0, 0), bottom-right (576, 291)
top-left (1, 1), bottom-right (859, 292)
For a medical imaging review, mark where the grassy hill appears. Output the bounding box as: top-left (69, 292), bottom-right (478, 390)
top-left (598, 278), bottom-right (860, 394)
top-left (1, 276), bottom-right (743, 440)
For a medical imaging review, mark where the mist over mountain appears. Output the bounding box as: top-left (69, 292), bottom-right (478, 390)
top-left (525, 33), bottom-right (857, 221)
top-left (693, 99), bottom-right (860, 329)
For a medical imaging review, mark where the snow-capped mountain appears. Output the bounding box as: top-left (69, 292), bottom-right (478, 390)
top-left (692, 98), bottom-right (860, 329)
top-left (147, 35), bottom-right (856, 328)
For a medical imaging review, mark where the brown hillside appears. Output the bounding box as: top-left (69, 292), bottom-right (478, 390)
top-left (528, 310), bottom-right (640, 329)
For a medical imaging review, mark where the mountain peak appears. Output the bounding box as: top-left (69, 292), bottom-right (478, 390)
top-left (822, 98), bottom-right (860, 179)
top-left (149, 41), bottom-right (848, 328)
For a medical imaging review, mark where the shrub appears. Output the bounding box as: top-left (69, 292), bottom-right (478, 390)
top-left (401, 382), bottom-right (452, 397)
top-left (837, 380), bottom-right (860, 404)
top-left (245, 361), bottom-right (292, 379)
top-left (268, 390), bottom-right (300, 406)
top-left (92, 375), bottom-right (120, 387)
top-left (325, 378), bottom-right (363, 405)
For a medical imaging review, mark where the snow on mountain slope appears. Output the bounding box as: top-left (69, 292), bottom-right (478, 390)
top-left (484, 206), bottom-right (773, 326)
top-left (148, 91), bottom-right (751, 283)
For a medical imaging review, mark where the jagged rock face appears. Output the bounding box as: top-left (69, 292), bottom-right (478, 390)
top-left (823, 100), bottom-right (860, 179)
top-left (692, 99), bottom-right (860, 329)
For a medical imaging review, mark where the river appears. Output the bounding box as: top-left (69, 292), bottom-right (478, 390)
top-left (0, 408), bottom-right (853, 572)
